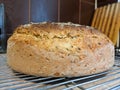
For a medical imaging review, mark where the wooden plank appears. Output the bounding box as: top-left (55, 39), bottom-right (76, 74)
top-left (80, 0), bottom-right (95, 25)
top-left (91, 8), bottom-right (99, 27)
top-left (60, 0), bottom-right (79, 23)
top-left (104, 4), bottom-right (115, 36)
top-left (92, 2), bottom-right (120, 45)
top-left (109, 3), bottom-right (119, 41)
top-left (112, 3), bottom-right (120, 45)
top-left (94, 7), bottom-right (102, 29)
top-left (101, 4), bottom-right (110, 33)
top-left (98, 6), bottom-right (106, 31)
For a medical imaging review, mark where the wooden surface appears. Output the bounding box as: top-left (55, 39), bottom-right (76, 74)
top-left (60, 0), bottom-right (79, 23)
top-left (91, 2), bottom-right (120, 45)
top-left (80, 0), bottom-right (95, 25)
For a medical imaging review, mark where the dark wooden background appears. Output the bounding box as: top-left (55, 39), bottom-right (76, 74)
top-left (97, 0), bottom-right (117, 7)
top-left (0, 0), bottom-right (95, 39)
top-left (0, 0), bottom-right (117, 40)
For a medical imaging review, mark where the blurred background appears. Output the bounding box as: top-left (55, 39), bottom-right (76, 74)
top-left (0, 0), bottom-right (119, 52)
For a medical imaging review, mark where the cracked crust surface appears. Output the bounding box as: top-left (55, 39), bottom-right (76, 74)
top-left (7, 22), bottom-right (114, 77)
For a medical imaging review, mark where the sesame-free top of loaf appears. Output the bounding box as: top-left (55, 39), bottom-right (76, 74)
top-left (7, 22), bottom-right (114, 77)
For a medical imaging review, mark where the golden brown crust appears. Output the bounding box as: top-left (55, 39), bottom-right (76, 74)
top-left (7, 22), bottom-right (114, 77)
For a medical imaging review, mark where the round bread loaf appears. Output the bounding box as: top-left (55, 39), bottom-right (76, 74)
top-left (7, 22), bottom-right (114, 77)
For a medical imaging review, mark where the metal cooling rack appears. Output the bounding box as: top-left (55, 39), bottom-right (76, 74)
top-left (0, 54), bottom-right (120, 90)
